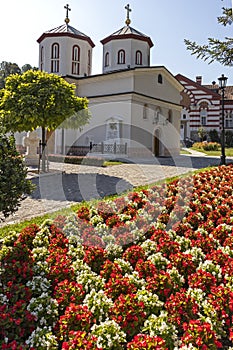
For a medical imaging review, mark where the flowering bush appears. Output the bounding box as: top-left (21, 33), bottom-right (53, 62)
top-left (3, 165), bottom-right (233, 348)
top-left (127, 334), bottom-right (168, 349)
top-left (181, 320), bottom-right (222, 349)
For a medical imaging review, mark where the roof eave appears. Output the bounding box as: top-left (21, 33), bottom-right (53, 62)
top-left (100, 34), bottom-right (153, 48)
top-left (37, 32), bottom-right (95, 48)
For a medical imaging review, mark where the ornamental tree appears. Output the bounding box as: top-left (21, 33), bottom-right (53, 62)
top-left (184, 5), bottom-right (233, 66)
top-left (0, 70), bottom-right (89, 171)
top-left (0, 130), bottom-right (34, 219)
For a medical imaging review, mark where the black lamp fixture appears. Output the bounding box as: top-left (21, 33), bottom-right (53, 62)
top-left (218, 74), bottom-right (228, 165)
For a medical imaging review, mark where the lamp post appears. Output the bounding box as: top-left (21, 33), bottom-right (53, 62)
top-left (218, 74), bottom-right (228, 165)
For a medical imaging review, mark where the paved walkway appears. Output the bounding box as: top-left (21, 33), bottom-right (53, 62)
top-left (0, 150), bottom-right (230, 227)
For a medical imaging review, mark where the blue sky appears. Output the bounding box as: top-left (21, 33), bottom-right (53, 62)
top-left (1, 0), bottom-right (233, 84)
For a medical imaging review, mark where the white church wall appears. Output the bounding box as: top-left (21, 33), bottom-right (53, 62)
top-left (39, 36), bottom-right (92, 77)
top-left (103, 39), bottom-right (150, 73)
top-left (131, 40), bottom-right (150, 67)
top-left (55, 98), bottom-right (133, 154)
top-left (77, 72), bottom-right (134, 97)
top-left (134, 69), bottom-right (182, 105)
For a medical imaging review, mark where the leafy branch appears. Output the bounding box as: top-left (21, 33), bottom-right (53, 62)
top-left (184, 6), bottom-right (233, 66)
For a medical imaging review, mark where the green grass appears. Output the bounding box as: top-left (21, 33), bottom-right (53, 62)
top-left (103, 160), bottom-right (124, 166)
top-left (180, 149), bottom-right (192, 155)
top-left (191, 147), bottom-right (233, 157)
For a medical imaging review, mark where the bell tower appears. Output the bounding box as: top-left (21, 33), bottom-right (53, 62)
top-left (37, 4), bottom-right (95, 77)
top-left (101, 4), bottom-right (153, 73)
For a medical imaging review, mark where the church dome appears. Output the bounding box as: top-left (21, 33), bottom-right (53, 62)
top-left (37, 5), bottom-right (94, 77)
top-left (101, 4), bottom-right (153, 73)
top-left (37, 23), bottom-right (95, 48)
top-left (101, 25), bottom-right (153, 48)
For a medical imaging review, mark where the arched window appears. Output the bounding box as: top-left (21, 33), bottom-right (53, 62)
top-left (40, 46), bottom-right (44, 71)
top-left (158, 74), bottom-right (163, 84)
top-left (105, 52), bottom-right (109, 67)
top-left (118, 50), bottom-right (125, 64)
top-left (87, 50), bottom-right (91, 76)
top-left (135, 50), bottom-right (142, 65)
top-left (200, 109), bottom-right (207, 126)
top-left (226, 111), bottom-right (233, 128)
top-left (51, 43), bottom-right (59, 73)
top-left (168, 110), bottom-right (173, 124)
top-left (143, 104), bottom-right (148, 119)
top-left (72, 45), bottom-right (80, 75)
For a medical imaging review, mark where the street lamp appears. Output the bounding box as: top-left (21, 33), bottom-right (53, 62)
top-left (218, 74), bottom-right (228, 165)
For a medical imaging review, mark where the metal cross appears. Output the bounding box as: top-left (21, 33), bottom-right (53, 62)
top-left (64, 4), bottom-right (71, 20)
top-left (125, 4), bottom-right (132, 25)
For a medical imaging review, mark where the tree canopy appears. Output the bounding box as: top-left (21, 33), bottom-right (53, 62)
top-left (0, 69), bottom-right (89, 132)
top-left (184, 6), bottom-right (233, 66)
top-left (0, 69), bottom-right (89, 171)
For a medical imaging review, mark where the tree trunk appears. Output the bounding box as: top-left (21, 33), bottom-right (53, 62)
top-left (41, 127), bottom-right (47, 172)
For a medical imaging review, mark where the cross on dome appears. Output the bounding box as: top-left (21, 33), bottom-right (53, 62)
top-left (125, 4), bottom-right (132, 26)
top-left (64, 4), bottom-right (71, 24)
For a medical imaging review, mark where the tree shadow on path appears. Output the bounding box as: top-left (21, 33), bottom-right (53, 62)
top-left (31, 173), bottom-right (133, 202)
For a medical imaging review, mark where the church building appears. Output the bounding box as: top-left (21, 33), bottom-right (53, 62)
top-left (36, 4), bottom-right (183, 157)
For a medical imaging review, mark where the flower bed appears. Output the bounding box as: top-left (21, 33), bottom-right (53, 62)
top-left (2, 165), bottom-right (233, 348)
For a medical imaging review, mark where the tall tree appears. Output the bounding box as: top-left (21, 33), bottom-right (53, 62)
top-left (0, 61), bottom-right (21, 89)
top-left (184, 6), bottom-right (233, 66)
top-left (21, 64), bottom-right (37, 73)
top-left (0, 70), bottom-right (89, 171)
top-left (0, 61), bottom-right (37, 89)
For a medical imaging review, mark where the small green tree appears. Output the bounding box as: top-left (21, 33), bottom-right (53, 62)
top-left (0, 130), bottom-right (34, 219)
top-left (0, 70), bottom-right (89, 171)
top-left (198, 127), bottom-right (207, 141)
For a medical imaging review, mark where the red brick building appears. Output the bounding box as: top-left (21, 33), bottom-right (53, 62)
top-left (176, 74), bottom-right (233, 142)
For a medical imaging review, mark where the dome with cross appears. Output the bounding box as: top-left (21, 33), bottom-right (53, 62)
top-left (101, 4), bottom-right (153, 73)
top-left (37, 4), bottom-right (94, 77)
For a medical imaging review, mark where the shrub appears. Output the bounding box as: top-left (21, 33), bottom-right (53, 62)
top-left (209, 129), bottom-right (220, 143)
top-left (226, 130), bottom-right (233, 147)
top-left (0, 132), bottom-right (34, 219)
top-left (192, 142), bottom-right (220, 151)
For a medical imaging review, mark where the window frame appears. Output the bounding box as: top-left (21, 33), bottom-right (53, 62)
top-left (72, 45), bottom-right (80, 75)
top-left (135, 50), bottom-right (142, 65)
top-left (51, 43), bottom-right (60, 73)
top-left (117, 49), bottom-right (126, 64)
top-left (105, 52), bottom-right (110, 67)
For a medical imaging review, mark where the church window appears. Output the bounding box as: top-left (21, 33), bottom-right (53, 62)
top-left (118, 50), bottom-right (125, 64)
top-left (143, 104), bottom-right (148, 119)
top-left (51, 43), bottom-right (59, 73)
top-left (105, 52), bottom-right (110, 67)
top-left (88, 50), bottom-right (91, 66)
top-left (225, 111), bottom-right (233, 128)
top-left (72, 45), bottom-right (80, 75)
top-left (168, 110), bottom-right (173, 123)
top-left (87, 50), bottom-right (91, 76)
top-left (158, 74), bottom-right (163, 84)
top-left (135, 50), bottom-right (142, 65)
top-left (40, 46), bottom-right (44, 71)
top-left (200, 109), bottom-right (207, 126)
